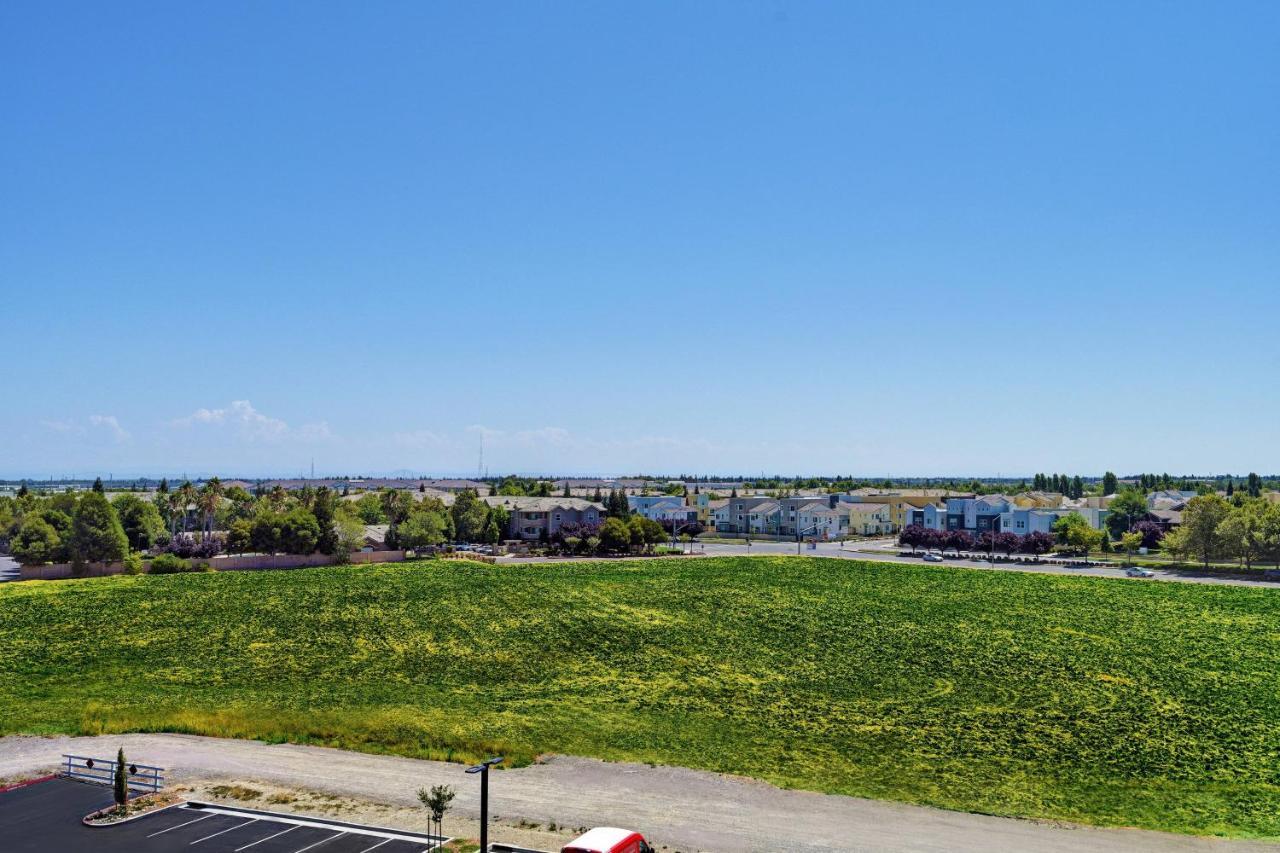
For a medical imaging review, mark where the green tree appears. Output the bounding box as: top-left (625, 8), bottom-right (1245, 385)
top-left (333, 509), bottom-right (367, 559)
top-left (380, 489), bottom-right (414, 525)
top-left (599, 517), bottom-right (631, 552)
top-left (92, 477), bottom-right (105, 493)
top-left (311, 487), bottom-right (339, 555)
top-left (1052, 513), bottom-right (1102, 555)
top-left (396, 509), bottom-right (450, 551)
top-left (627, 514), bottom-right (665, 552)
top-left (280, 507), bottom-right (321, 554)
top-left (418, 784), bottom-right (455, 842)
top-left (197, 478), bottom-right (223, 540)
top-left (10, 516), bottom-right (61, 565)
top-left (1118, 531), bottom-right (1143, 563)
top-left (1246, 472), bottom-right (1262, 499)
top-left (1164, 494), bottom-right (1231, 567)
top-left (70, 491), bottom-right (129, 566)
top-left (1101, 471), bottom-right (1118, 495)
top-left (112, 494), bottom-right (165, 552)
top-left (1105, 489), bottom-right (1149, 537)
top-left (488, 505), bottom-right (509, 540)
top-left (226, 518), bottom-right (253, 554)
top-left (353, 493), bottom-right (387, 524)
top-left (450, 489), bottom-right (489, 542)
top-left (113, 747), bottom-right (128, 808)
top-left (1216, 499), bottom-right (1269, 568)
top-left (250, 512), bottom-right (285, 554)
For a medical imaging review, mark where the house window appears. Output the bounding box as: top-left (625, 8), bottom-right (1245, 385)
top-left (554, 514), bottom-right (561, 522)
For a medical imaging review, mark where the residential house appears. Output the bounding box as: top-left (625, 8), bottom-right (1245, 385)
top-left (1143, 507), bottom-right (1184, 531)
top-left (903, 502), bottom-right (948, 531)
top-left (720, 496), bottom-right (781, 534)
top-left (361, 524), bottom-right (391, 551)
top-left (847, 502), bottom-right (892, 535)
top-left (945, 495), bottom-right (1014, 534)
top-left (793, 500), bottom-right (848, 540)
top-left (686, 490), bottom-right (711, 526)
top-left (1011, 491), bottom-right (1065, 508)
top-left (482, 496), bottom-right (604, 540)
top-left (743, 500), bottom-right (781, 534)
top-left (1148, 490), bottom-right (1198, 509)
top-left (847, 491), bottom-right (974, 531)
top-left (628, 495), bottom-right (685, 519)
top-left (709, 498), bottom-right (731, 530)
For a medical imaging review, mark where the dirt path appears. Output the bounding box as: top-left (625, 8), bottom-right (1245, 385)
top-left (2, 734), bottom-right (1276, 853)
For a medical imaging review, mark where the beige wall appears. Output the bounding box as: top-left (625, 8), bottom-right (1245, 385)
top-left (19, 550), bottom-right (407, 581)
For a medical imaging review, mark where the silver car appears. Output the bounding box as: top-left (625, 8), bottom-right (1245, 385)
top-left (1125, 566), bottom-right (1155, 578)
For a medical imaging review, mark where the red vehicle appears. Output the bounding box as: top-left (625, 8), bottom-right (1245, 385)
top-left (561, 827), bottom-right (653, 853)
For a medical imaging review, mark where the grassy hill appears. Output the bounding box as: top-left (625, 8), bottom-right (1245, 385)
top-left (1, 556), bottom-right (1277, 837)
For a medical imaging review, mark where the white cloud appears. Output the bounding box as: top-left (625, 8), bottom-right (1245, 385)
top-left (40, 415), bottom-right (130, 443)
top-left (89, 415), bottom-right (130, 443)
top-left (169, 400), bottom-right (330, 443)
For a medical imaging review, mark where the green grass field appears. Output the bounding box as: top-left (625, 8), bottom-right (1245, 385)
top-left (1, 557), bottom-right (1278, 837)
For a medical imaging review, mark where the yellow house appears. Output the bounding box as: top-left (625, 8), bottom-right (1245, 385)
top-left (686, 490), bottom-right (711, 525)
top-left (1012, 491), bottom-right (1064, 508)
top-left (847, 502), bottom-right (892, 535)
top-left (848, 492), bottom-right (971, 531)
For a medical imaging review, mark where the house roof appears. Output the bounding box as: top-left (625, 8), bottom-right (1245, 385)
top-left (482, 496), bottom-right (604, 513)
top-left (362, 524), bottom-right (389, 543)
top-left (1147, 508), bottom-right (1183, 523)
top-left (849, 502), bottom-right (890, 513)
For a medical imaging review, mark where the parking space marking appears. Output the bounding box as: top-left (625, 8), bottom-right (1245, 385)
top-left (356, 840), bottom-right (392, 853)
top-left (192, 818), bottom-right (259, 844)
top-left (183, 804), bottom-right (445, 847)
top-left (235, 825), bottom-right (299, 851)
top-left (147, 812), bottom-right (216, 836)
top-left (293, 831), bottom-right (346, 852)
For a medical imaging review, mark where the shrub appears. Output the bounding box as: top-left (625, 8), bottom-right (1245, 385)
top-left (148, 553), bottom-right (191, 574)
top-left (122, 552), bottom-right (144, 575)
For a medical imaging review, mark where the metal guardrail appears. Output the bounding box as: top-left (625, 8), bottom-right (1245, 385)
top-left (62, 753), bottom-right (164, 793)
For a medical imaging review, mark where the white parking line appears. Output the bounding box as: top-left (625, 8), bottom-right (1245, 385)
top-left (184, 804), bottom-right (445, 846)
top-left (293, 832), bottom-right (345, 852)
top-left (147, 813), bottom-right (215, 837)
top-left (235, 825), bottom-right (298, 851)
top-left (192, 818), bottom-right (259, 844)
top-left (356, 840), bottom-right (392, 853)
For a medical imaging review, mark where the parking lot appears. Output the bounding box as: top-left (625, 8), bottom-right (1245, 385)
top-left (0, 777), bottom-right (445, 853)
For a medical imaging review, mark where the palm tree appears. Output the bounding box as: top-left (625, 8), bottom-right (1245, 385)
top-left (267, 485), bottom-right (288, 513)
top-left (167, 491), bottom-right (184, 538)
top-left (176, 481), bottom-right (198, 534)
top-left (198, 478), bottom-right (223, 541)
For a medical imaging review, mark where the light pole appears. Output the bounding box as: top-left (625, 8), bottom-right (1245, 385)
top-left (670, 520), bottom-right (696, 552)
top-left (796, 523), bottom-right (820, 555)
top-left (466, 756), bottom-right (503, 852)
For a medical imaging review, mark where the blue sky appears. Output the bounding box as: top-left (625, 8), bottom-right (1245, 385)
top-left (3, 1), bottom-right (1278, 479)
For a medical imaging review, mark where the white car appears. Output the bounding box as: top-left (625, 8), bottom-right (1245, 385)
top-left (1125, 566), bottom-right (1155, 578)
top-left (922, 552), bottom-right (944, 562)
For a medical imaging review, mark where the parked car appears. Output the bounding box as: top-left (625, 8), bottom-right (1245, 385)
top-left (562, 827), bottom-right (652, 853)
top-left (1125, 566), bottom-right (1155, 578)
top-left (922, 552), bottom-right (944, 563)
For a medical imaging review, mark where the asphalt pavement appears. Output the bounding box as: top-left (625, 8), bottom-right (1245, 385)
top-left (0, 776), bottom-right (443, 853)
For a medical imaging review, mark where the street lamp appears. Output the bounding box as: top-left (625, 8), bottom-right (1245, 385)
top-left (796, 523), bottom-right (820, 555)
top-left (670, 520), bottom-right (697, 553)
top-left (466, 756), bottom-right (503, 852)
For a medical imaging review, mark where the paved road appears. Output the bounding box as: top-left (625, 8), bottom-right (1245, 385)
top-left (2, 734), bottom-right (1277, 853)
top-left (641, 538), bottom-right (1278, 588)
top-left (0, 777), bottom-right (441, 853)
